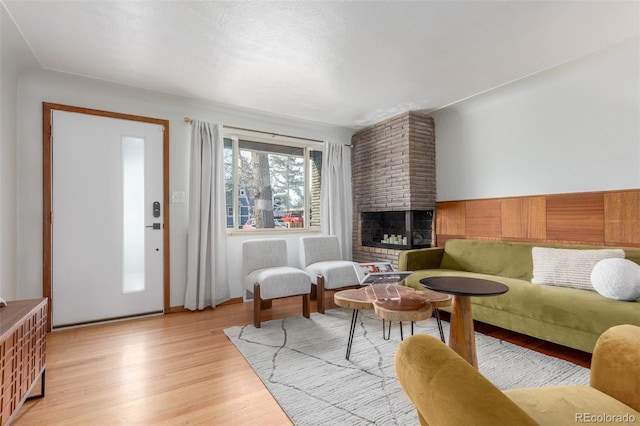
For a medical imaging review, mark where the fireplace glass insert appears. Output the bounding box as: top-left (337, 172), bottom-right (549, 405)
top-left (361, 210), bottom-right (433, 249)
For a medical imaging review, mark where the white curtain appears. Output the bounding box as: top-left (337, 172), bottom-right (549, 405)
top-left (320, 141), bottom-right (353, 260)
top-left (184, 120), bottom-right (230, 310)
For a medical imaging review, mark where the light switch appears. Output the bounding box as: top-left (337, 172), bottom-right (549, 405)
top-left (171, 191), bottom-right (185, 203)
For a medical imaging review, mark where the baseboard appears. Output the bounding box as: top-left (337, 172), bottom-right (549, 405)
top-left (168, 297), bottom-right (245, 313)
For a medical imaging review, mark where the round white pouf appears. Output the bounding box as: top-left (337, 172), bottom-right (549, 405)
top-left (591, 258), bottom-right (640, 301)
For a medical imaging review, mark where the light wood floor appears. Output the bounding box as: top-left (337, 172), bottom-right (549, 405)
top-left (14, 294), bottom-right (591, 425)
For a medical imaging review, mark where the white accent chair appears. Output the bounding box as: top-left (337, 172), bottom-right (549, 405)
top-left (242, 238), bottom-right (311, 328)
top-left (300, 235), bottom-right (359, 314)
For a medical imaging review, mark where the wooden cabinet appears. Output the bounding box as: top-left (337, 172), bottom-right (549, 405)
top-left (0, 299), bottom-right (47, 426)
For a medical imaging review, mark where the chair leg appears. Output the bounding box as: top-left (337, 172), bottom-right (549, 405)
top-left (317, 275), bottom-right (326, 314)
top-left (253, 283), bottom-right (261, 328)
top-left (302, 293), bottom-right (310, 319)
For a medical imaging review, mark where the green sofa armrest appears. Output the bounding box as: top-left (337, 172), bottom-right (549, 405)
top-left (394, 334), bottom-right (537, 426)
top-left (590, 324), bottom-right (640, 412)
top-left (398, 247), bottom-right (444, 272)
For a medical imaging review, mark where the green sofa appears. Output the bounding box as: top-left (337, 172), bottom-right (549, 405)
top-left (398, 239), bottom-right (640, 353)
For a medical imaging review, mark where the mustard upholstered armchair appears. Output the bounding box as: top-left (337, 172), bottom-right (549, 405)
top-left (395, 325), bottom-right (640, 426)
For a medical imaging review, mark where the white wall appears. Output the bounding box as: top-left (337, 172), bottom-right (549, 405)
top-left (433, 36), bottom-right (640, 201)
top-left (16, 69), bottom-right (354, 305)
top-left (0, 5), bottom-right (39, 300)
top-left (13, 30), bottom-right (639, 305)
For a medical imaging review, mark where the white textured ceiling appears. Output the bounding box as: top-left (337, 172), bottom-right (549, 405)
top-left (4, 0), bottom-right (639, 129)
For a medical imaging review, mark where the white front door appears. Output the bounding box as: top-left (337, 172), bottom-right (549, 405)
top-left (51, 110), bottom-right (165, 327)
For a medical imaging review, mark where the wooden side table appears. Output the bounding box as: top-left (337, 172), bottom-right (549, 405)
top-left (420, 276), bottom-right (508, 368)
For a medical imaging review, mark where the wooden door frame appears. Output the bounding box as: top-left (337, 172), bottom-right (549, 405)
top-left (43, 102), bottom-right (171, 331)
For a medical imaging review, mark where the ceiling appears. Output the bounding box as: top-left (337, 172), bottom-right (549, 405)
top-left (4, 1), bottom-right (639, 129)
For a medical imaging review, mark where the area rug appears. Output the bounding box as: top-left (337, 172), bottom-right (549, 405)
top-left (224, 308), bottom-right (590, 426)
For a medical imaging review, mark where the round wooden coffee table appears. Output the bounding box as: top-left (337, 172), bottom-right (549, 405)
top-left (420, 276), bottom-right (509, 368)
top-left (334, 285), bottom-right (451, 359)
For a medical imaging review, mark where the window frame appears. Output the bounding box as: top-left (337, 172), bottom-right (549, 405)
top-left (224, 130), bottom-right (323, 234)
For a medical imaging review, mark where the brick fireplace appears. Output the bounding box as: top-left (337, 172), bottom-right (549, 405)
top-left (351, 111), bottom-right (436, 269)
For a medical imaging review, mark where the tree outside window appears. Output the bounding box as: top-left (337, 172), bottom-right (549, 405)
top-left (224, 136), bottom-right (322, 230)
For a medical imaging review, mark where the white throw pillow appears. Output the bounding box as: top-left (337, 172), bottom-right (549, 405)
top-left (531, 247), bottom-right (625, 291)
top-left (591, 258), bottom-right (640, 301)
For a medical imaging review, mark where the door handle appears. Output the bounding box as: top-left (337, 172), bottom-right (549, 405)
top-left (146, 223), bottom-right (161, 230)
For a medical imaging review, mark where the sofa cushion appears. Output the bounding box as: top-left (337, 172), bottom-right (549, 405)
top-left (246, 266), bottom-right (310, 299)
top-left (305, 260), bottom-right (359, 287)
top-left (435, 239), bottom-right (640, 281)
top-left (440, 239), bottom-right (535, 280)
top-left (591, 258), bottom-right (640, 301)
top-left (531, 247), bottom-right (625, 291)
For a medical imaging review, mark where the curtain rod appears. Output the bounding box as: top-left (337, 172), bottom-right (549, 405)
top-left (184, 117), bottom-right (324, 144)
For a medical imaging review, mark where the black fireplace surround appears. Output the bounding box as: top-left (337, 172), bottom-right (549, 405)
top-left (361, 210), bottom-right (433, 249)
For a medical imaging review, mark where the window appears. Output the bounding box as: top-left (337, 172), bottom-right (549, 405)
top-left (122, 136), bottom-right (145, 293)
top-left (224, 134), bottom-right (322, 231)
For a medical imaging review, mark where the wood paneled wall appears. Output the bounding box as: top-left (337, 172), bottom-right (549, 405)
top-left (435, 189), bottom-right (640, 248)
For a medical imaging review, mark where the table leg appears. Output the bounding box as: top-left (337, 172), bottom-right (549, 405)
top-left (434, 308), bottom-right (445, 343)
top-left (345, 309), bottom-right (359, 360)
top-left (449, 295), bottom-right (478, 368)
top-left (382, 321), bottom-right (410, 341)
top-left (382, 319), bottom-right (391, 340)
